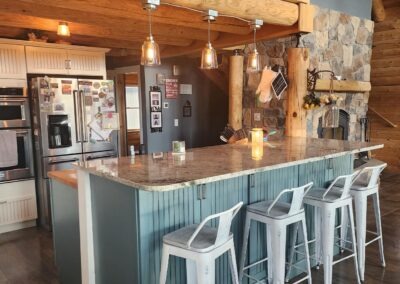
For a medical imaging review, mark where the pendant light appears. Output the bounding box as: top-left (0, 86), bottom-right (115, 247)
top-left (247, 19), bottom-right (263, 73)
top-left (201, 10), bottom-right (218, 69)
top-left (141, 1), bottom-right (161, 66)
top-left (57, 22), bottom-right (70, 37)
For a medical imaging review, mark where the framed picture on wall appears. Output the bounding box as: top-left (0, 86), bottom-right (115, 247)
top-left (151, 112), bottom-right (162, 128)
top-left (150, 91), bottom-right (162, 110)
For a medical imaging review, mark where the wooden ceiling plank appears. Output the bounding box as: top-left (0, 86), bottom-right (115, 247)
top-left (0, 12), bottom-right (193, 47)
top-left (162, 0), bottom-right (299, 26)
top-left (0, 0), bottom-right (219, 41)
top-left (17, 0), bottom-right (251, 35)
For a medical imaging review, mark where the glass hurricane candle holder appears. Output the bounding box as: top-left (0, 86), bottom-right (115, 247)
top-left (251, 128), bottom-right (264, 160)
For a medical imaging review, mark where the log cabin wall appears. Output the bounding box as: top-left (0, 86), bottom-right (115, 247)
top-left (369, 0), bottom-right (400, 171)
top-left (242, 6), bottom-right (374, 141)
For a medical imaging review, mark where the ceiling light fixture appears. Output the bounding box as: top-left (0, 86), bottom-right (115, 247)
top-left (57, 22), bottom-right (70, 37)
top-left (201, 10), bottom-right (218, 69)
top-left (141, 0), bottom-right (161, 66)
top-left (247, 19), bottom-right (263, 73)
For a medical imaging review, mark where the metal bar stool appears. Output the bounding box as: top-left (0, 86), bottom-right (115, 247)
top-left (159, 202), bottom-right (243, 284)
top-left (299, 172), bottom-right (361, 284)
top-left (341, 162), bottom-right (387, 282)
top-left (239, 182), bottom-right (313, 284)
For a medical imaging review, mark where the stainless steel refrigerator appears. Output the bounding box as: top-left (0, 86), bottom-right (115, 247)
top-left (31, 77), bottom-right (118, 229)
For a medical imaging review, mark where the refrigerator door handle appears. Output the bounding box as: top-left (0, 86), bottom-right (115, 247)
top-left (79, 90), bottom-right (88, 142)
top-left (73, 90), bottom-right (82, 142)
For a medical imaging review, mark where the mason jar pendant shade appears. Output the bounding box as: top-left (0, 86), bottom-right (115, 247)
top-left (247, 48), bottom-right (262, 73)
top-left (201, 43), bottom-right (218, 69)
top-left (141, 6), bottom-right (161, 66)
top-left (322, 102), bottom-right (340, 128)
top-left (141, 36), bottom-right (161, 66)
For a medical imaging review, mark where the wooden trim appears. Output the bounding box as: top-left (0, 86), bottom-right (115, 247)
top-left (298, 4), bottom-right (315, 33)
top-left (372, 0), bottom-right (386, 22)
top-left (116, 74), bottom-right (127, 157)
top-left (369, 106), bottom-right (398, 128)
top-left (162, 0), bottom-right (299, 26)
top-left (312, 80), bottom-right (372, 92)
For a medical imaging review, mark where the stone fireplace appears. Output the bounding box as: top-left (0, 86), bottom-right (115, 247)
top-left (318, 109), bottom-right (349, 140)
top-left (242, 7), bottom-right (374, 142)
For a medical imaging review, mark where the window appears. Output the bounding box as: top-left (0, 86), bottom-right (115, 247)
top-left (125, 86), bottom-right (141, 130)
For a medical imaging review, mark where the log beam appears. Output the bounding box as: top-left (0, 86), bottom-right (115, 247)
top-left (285, 48), bottom-right (309, 138)
top-left (229, 54), bottom-right (243, 130)
top-left (372, 0), bottom-right (386, 22)
top-left (162, 0), bottom-right (299, 26)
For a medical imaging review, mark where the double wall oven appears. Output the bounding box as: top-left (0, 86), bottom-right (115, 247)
top-left (0, 79), bottom-right (34, 183)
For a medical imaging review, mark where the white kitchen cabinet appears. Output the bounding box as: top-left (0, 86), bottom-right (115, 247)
top-left (0, 179), bottom-right (37, 234)
top-left (0, 44), bottom-right (26, 79)
top-left (26, 46), bottom-right (69, 74)
top-left (26, 46), bottom-right (106, 77)
top-left (68, 50), bottom-right (106, 77)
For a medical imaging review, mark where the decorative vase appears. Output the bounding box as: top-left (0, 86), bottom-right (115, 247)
top-left (322, 102), bottom-right (339, 128)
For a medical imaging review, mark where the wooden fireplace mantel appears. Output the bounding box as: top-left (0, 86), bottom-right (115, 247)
top-left (311, 79), bottom-right (372, 93)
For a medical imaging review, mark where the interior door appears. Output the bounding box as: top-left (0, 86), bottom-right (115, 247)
top-left (78, 79), bottom-right (116, 153)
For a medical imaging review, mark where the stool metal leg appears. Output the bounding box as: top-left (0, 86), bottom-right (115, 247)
top-left (196, 258), bottom-right (215, 284)
top-left (285, 222), bottom-right (300, 282)
top-left (340, 206), bottom-right (349, 252)
top-left (372, 191), bottom-right (386, 267)
top-left (314, 206), bottom-right (322, 268)
top-left (239, 214), bottom-right (252, 281)
top-left (301, 218), bottom-right (312, 284)
top-left (321, 207), bottom-right (335, 284)
top-left (186, 259), bottom-right (197, 284)
top-left (354, 193), bottom-right (368, 281)
top-left (269, 222), bottom-right (287, 284)
top-left (160, 245), bottom-right (170, 284)
top-left (228, 241), bottom-right (240, 284)
top-left (348, 203), bottom-right (361, 284)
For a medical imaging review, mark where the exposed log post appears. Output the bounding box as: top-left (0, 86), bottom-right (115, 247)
top-left (162, 0), bottom-right (299, 26)
top-left (286, 48), bottom-right (309, 137)
top-left (229, 52), bottom-right (244, 130)
top-left (372, 0), bottom-right (386, 22)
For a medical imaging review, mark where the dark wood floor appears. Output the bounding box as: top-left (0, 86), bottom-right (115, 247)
top-left (0, 172), bottom-right (399, 283)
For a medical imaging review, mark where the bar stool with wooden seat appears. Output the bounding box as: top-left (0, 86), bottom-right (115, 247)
top-left (300, 172), bottom-right (361, 284)
top-left (159, 202), bottom-right (243, 284)
top-left (239, 182), bottom-right (314, 284)
top-left (341, 162), bottom-right (387, 282)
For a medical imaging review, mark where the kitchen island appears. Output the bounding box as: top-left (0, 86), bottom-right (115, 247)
top-left (66, 137), bottom-right (383, 284)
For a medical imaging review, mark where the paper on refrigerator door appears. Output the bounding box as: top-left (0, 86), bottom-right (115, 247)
top-left (88, 119), bottom-right (112, 141)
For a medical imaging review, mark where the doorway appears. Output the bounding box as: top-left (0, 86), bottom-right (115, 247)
top-left (124, 73), bottom-right (141, 155)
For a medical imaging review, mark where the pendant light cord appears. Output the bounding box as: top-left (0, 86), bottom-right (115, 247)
top-left (148, 9), bottom-right (152, 37)
top-left (208, 19), bottom-right (211, 44)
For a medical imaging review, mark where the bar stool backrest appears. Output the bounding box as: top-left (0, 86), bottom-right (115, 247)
top-left (266, 182), bottom-right (313, 216)
top-left (187, 202), bottom-right (243, 249)
top-left (355, 163), bottom-right (387, 189)
top-left (324, 171), bottom-right (359, 200)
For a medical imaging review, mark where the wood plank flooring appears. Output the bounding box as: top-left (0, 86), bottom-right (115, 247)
top-left (0, 172), bottom-right (399, 283)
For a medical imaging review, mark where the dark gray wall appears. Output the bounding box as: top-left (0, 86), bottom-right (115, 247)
top-left (312, 0), bottom-right (372, 19)
top-left (141, 58), bottom-right (228, 153)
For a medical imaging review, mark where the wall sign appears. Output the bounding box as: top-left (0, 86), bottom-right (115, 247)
top-left (149, 86), bottom-right (162, 132)
top-left (165, 78), bottom-right (179, 99)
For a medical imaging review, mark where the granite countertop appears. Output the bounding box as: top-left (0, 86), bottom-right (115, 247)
top-left (48, 169), bottom-right (78, 189)
top-left (75, 137), bottom-right (383, 192)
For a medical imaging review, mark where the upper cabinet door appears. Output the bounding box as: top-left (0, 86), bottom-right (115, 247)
top-left (0, 44), bottom-right (27, 79)
top-left (25, 46), bottom-right (68, 74)
top-left (67, 50), bottom-right (106, 78)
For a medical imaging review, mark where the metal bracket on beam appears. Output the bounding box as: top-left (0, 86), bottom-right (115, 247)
top-left (249, 19), bottom-right (263, 30)
top-left (142, 0), bottom-right (160, 10)
top-left (203, 9), bottom-right (218, 22)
